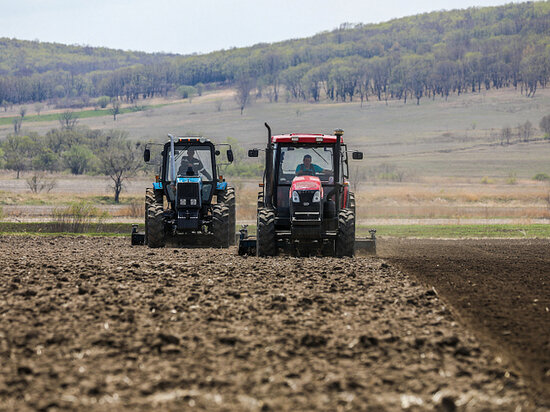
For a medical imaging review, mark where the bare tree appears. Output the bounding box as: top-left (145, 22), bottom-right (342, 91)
top-left (540, 114), bottom-right (550, 137)
top-left (234, 76), bottom-right (255, 115)
top-left (12, 118), bottom-right (22, 135)
top-left (58, 111), bottom-right (79, 130)
top-left (110, 101), bottom-right (121, 121)
top-left (501, 126), bottom-right (512, 145)
top-left (100, 137), bottom-right (141, 202)
top-left (26, 172), bottom-right (57, 193)
top-left (34, 103), bottom-right (44, 116)
top-left (19, 106), bottom-right (27, 119)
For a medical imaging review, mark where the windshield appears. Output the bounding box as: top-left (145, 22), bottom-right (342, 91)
top-left (278, 145), bottom-right (334, 184)
top-left (166, 145), bottom-right (213, 181)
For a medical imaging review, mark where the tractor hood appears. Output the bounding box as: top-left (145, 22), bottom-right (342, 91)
top-left (290, 175), bottom-right (322, 194)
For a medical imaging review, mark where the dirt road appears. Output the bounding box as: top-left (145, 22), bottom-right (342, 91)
top-left (0, 236), bottom-right (545, 410)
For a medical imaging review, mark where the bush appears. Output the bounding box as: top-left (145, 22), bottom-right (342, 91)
top-left (63, 145), bottom-right (95, 174)
top-left (177, 85), bottom-right (197, 100)
top-left (533, 173), bottom-right (550, 181)
top-left (51, 201), bottom-right (108, 233)
top-left (26, 173), bottom-right (57, 193)
top-left (97, 96), bottom-right (110, 109)
top-left (506, 172), bottom-right (517, 185)
top-left (481, 176), bottom-right (494, 184)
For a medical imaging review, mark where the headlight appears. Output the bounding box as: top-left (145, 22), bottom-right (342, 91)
top-left (190, 198), bottom-right (197, 206)
top-left (312, 191), bottom-right (321, 203)
top-left (180, 199), bottom-right (187, 206)
top-left (292, 191), bottom-right (300, 203)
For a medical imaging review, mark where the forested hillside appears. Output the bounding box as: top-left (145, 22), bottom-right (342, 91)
top-left (0, 1), bottom-right (549, 107)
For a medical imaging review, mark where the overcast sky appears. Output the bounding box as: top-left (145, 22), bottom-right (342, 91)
top-left (0, 0), bottom-right (526, 55)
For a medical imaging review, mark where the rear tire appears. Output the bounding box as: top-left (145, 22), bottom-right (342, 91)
top-left (147, 202), bottom-right (166, 248)
top-left (145, 188), bottom-right (163, 245)
top-left (257, 208), bottom-right (277, 257)
top-left (335, 209), bottom-right (355, 257)
top-left (212, 204), bottom-right (230, 248)
top-left (219, 187), bottom-right (236, 245)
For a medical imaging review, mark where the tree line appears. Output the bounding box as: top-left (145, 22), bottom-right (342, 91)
top-left (0, 2), bottom-right (549, 108)
top-left (0, 124), bottom-right (142, 202)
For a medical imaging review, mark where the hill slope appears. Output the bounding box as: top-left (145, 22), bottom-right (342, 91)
top-left (0, 2), bottom-right (549, 106)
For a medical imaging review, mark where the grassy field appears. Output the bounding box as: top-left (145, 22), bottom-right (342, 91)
top-left (0, 173), bottom-right (549, 223)
top-left (1, 87), bottom-right (549, 228)
top-left (1, 87), bottom-right (550, 179)
top-left (2, 222), bottom-right (549, 239)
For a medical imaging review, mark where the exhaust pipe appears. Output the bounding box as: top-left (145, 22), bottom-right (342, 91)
top-left (334, 128), bottom-right (343, 212)
top-left (264, 123), bottom-right (273, 209)
top-left (168, 134), bottom-right (176, 182)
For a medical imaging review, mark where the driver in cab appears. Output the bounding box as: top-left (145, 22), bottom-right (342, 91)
top-left (178, 148), bottom-right (212, 180)
top-left (295, 154), bottom-right (324, 176)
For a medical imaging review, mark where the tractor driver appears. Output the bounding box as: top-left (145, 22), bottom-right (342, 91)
top-left (178, 148), bottom-right (212, 180)
top-left (296, 154), bottom-right (324, 176)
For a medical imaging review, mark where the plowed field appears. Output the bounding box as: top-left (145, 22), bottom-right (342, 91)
top-left (0, 236), bottom-right (547, 411)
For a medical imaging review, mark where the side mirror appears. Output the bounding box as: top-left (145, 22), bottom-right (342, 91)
top-left (352, 151), bottom-right (363, 160)
top-left (227, 149), bottom-right (234, 163)
top-left (143, 148), bottom-right (151, 162)
top-left (248, 149), bottom-right (259, 158)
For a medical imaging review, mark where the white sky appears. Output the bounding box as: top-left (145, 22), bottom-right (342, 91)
top-left (0, 0), bottom-right (528, 55)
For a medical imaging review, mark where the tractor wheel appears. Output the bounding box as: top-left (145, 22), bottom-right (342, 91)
top-left (257, 191), bottom-right (264, 209)
top-left (257, 208), bottom-right (277, 257)
top-left (147, 202), bottom-right (166, 248)
top-left (212, 204), bottom-right (230, 248)
top-left (145, 188), bottom-right (163, 245)
top-left (219, 187), bottom-right (236, 245)
top-left (335, 209), bottom-right (355, 257)
top-left (349, 192), bottom-right (356, 214)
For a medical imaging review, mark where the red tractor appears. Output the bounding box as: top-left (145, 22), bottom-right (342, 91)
top-left (239, 123), bottom-right (364, 257)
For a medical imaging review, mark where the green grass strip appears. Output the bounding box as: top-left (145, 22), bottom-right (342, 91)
top-left (357, 224), bottom-right (550, 238)
top-left (1, 222), bottom-right (549, 238)
top-left (0, 102), bottom-right (174, 126)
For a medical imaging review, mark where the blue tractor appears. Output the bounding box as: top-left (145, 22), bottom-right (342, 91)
top-left (134, 134), bottom-right (235, 248)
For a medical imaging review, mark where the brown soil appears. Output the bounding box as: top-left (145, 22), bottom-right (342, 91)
top-left (379, 238), bottom-right (550, 406)
top-left (0, 236), bottom-right (545, 411)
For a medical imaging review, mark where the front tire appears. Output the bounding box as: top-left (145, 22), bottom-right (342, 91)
top-left (147, 202), bottom-right (166, 248)
top-left (335, 209), bottom-right (355, 257)
top-left (219, 187), bottom-right (236, 245)
top-left (257, 208), bottom-right (277, 257)
top-left (212, 204), bottom-right (230, 248)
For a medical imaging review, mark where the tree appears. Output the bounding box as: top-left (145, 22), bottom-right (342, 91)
top-left (63, 145), bottom-right (95, 174)
top-left (58, 111), bottom-right (79, 130)
top-left (501, 126), bottom-right (512, 145)
top-left (1, 135), bottom-right (37, 178)
top-left (234, 75), bottom-right (255, 115)
top-left (34, 103), bottom-right (44, 116)
top-left (12, 118), bottom-right (22, 135)
top-left (99, 134), bottom-right (141, 203)
top-left (517, 120), bottom-right (533, 142)
top-left (540, 114), bottom-right (550, 137)
top-left (97, 96), bottom-right (110, 109)
top-left (110, 100), bottom-right (121, 120)
top-left (195, 82), bottom-right (204, 96)
top-left (177, 85), bottom-right (197, 101)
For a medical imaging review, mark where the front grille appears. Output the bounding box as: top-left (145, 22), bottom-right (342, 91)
top-left (297, 190), bottom-right (314, 203)
top-left (177, 182), bottom-right (200, 198)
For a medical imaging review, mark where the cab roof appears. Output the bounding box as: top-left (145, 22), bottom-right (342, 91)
top-left (272, 133), bottom-right (343, 143)
top-left (168, 136), bottom-right (212, 144)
